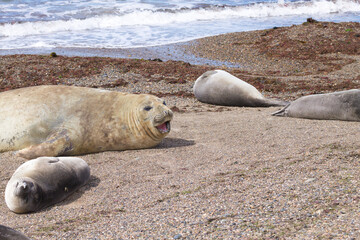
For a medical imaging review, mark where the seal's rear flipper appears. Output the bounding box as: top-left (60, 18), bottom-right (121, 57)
top-left (271, 104), bottom-right (290, 116)
top-left (271, 108), bottom-right (285, 116)
top-left (16, 130), bottom-right (72, 159)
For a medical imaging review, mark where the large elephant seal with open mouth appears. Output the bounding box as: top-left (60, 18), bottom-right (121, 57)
top-left (193, 70), bottom-right (288, 107)
top-left (272, 89), bottom-right (360, 121)
top-left (0, 85), bottom-right (173, 159)
top-left (5, 156), bottom-right (90, 213)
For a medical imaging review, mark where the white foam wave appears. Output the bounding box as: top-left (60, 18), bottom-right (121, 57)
top-left (0, 0), bottom-right (359, 38)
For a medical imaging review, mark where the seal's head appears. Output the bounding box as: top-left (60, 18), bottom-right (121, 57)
top-left (136, 94), bottom-right (173, 139)
top-left (5, 177), bottom-right (42, 214)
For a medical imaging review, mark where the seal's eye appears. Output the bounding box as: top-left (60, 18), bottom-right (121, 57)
top-left (163, 101), bottom-right (167, 106)
top-left (144, 106), bottom-right (152, 111)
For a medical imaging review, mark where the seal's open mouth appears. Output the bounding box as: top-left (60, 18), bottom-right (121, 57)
top-left (156, 121), bottom-right (171, 133)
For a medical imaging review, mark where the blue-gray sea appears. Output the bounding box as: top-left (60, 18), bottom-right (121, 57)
top-left (1, 0), bottom-right (360, 53)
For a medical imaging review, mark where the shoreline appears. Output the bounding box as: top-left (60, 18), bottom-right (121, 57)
top-left (1, 20), bottom-right (360, 73)
top-left (0, 40), bottom-right (241, 68)
top-left (1, 21), bottom-right (359, 99)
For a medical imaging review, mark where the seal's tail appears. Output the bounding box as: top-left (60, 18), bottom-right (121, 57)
top-left (271, 104), bottom-right (290, 116)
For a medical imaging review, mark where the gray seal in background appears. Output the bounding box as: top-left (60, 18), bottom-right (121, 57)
top-left (193, 70), bottom-right (288, 107)
top-left (5, 156), bottom-right (90, 214)
top-left (272, 89), bottom-right (360, 121)
top-left (0, 225), bottom-right (30, 240)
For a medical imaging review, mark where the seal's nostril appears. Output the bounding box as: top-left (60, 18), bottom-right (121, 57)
top-left (168, 110), bottom-right (174, 118)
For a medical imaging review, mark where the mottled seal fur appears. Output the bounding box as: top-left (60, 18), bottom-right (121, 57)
top-left (193, 70), bottom-right (288, 107)
top-left (5, 156), bottom-right (90, 214)
top-left (0, 85), bottom-right (173, 159)
top-left (0, 225), bottom-right (30, 240)
top-left (272, 89), bottom-right (360, 121)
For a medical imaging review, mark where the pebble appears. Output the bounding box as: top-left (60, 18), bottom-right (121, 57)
top-left (174, 234), bottom-right (182, 239)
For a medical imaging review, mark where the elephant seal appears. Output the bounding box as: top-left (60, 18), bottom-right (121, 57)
top-left (193, 70), bottom-right (288, 107)
top-left (0, 85), bottom-right (173, 159)
top-left (272, 89), bottom-right (360, 121)
top-left (0, 225), bottom-right (30, 240)
top-left (5, 156), bottom-right (90, 213)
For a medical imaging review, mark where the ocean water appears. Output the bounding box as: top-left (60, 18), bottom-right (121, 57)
top-left (0, 0), bottom-right (360, 51)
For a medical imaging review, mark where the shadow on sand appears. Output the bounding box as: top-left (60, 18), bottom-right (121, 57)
top-left (37, 175), bottom-right (101, 212)
top-left (156, 137), bottom-right (195, 149)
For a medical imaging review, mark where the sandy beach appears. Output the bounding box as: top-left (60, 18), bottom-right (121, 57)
top-left (0, 20), bottom-right (359, 239)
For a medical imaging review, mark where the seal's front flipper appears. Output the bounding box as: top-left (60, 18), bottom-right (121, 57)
top-left (17, 130), bottom-right (72, 159)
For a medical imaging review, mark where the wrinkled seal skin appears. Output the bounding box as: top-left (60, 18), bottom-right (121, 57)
top-left (5, 156), bottom-right (90, 214)
top-left (0, 85), bottom-right (173, 159)
top-left (193, 70), bottom-right (288, 107)
top-left (0, 225), bottom-right (30, 240)
top-left (272, 89), bottom-right (360, 121)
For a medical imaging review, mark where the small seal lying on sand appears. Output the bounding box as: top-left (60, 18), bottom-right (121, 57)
top-left (0, 85), bottom-right (173, 159)
top-left (193, 70), bottom-right (288, 107)
top-left (5, 156), bottom-right (90, 214)
top-left (0, 225), bottom-right (30, 240)
top-left (272, 89), bottom-right (360, 121)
